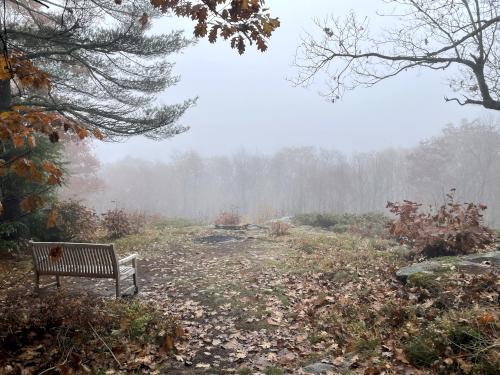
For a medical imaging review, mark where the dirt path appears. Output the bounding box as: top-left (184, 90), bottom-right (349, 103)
top-left (48, 226), bottom-right (302, 373)
top-left (135, 228), bottom-right (300, 373)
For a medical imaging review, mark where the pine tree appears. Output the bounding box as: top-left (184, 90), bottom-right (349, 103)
top-left (0, 0), bottom-right (279, 216)
top-left (6, 0), bottom-right (194, 138)
top-left (0, 136), bottom-right (63, 242)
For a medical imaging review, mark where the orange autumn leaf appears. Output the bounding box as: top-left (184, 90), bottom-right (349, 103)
top-left (20, 195), bottom-right (44, 213)
top-left (0, 56), bottom-right (10, 80)
top-left (160, 334), bottom-right (175, 354)
top-left (477, 313), bottom-right (496, 325)
top-left (92, 128), bottom-right (104, 140)
top-left (11, 158), bottom-right (32, 177)
top-left (77, 127), bottom-right (89, 140)
top-left (47, 174), bottom-right (61, 185)
top-left (49, 246), bottom-right (63, 262)
top-left (174, 323), bottom-right (185, 338)
top-left (42, 161), bottom-right (61, 176)
top-left (47, 209), bottom-right (57, 228)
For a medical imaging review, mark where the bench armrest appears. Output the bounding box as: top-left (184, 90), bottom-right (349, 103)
top-left (119, 254), bottom-right (138, 265)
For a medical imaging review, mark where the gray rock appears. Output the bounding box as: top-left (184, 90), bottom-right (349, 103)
top-left (463, 251), bottom-right (500, 266)
top-left (303, 362), bottom-right (336, 374)
top-left (395, 261), bottom-right (446, 282)
top-left (396, 251), bottom-right (500, 283)
top-left (456, 260), bottom-right (492, 274)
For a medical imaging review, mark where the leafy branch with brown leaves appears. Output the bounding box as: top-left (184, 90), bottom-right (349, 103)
top-left (150, 0), bottom-right (280, 54)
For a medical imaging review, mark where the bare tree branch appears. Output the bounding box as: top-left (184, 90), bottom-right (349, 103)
top-left (293, 0), bottom-right (500, 111)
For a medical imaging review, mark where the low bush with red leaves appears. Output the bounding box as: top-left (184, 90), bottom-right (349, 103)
top-left (51, 200), bottom-right (100, 242)
top-left (270, 221), bottom-right (291, 236)
top-left (101, 209), bottom-right (146, 239)
top-left (214, 211), bottom-right (241, 226)
top-left (387, 190), bottom-right (497, 258)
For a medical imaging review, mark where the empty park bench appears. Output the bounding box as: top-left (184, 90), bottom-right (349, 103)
top-left (30, 241), bottom-right (139, 297)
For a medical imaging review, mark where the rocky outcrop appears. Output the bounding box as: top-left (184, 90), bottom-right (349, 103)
top-left (396, 251), bottom-right (500, 282)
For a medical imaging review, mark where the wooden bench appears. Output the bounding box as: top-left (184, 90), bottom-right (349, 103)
top-left (30, 241), bottom-right (139, 297)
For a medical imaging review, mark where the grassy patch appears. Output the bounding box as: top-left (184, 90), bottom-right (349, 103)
top-left (237, 366), bottom-right (253, 375)
top-left (406, 272), bottom-right (444, 295)
top-left (151, 217), bottom-right (197, 229)
top-left (404, 336), bottom-right (439, 367)
top-left (264, 366), bottom-right (284, 375)
top-left (293, 212), bottom-right (389, 237)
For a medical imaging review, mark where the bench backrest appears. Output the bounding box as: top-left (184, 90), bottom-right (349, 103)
top-left (31, 241), bottom-right (118, 278)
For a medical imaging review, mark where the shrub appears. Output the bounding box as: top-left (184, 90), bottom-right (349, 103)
top-left (294, 213), bottom-right (340, 228)
top-left (293, 212), bottom-right (389, 237)
top-left (102, 209), bottom-right (132, 239)
top-left (127, 211), bottom-right (146, 235)
top-left (49, 200), bottom-right (100, 242)
top-left (214, 211), bottom-right (241, 226)
top-left (387, 190), bottom-right (496, 257)
top-left (270, 221), bottom-right (291, 236)
top-left (351, 212), bottom-right (391, 237)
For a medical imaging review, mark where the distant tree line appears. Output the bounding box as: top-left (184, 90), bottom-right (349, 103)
top-left (75, 119), bottom-right (500, 226)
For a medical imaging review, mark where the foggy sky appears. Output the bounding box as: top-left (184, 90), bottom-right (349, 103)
top-left (95, 0), bottom-right (496, 163)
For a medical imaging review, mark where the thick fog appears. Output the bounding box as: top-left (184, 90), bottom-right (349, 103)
top-left (82, 2), bottom-right (500, 227)
top-left (67, 120), bottom-right (500, 226)
top-left (95, 0), bottom-right (487, 162)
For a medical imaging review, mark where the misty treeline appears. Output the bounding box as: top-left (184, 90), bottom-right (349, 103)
top-left (67, 120), bottom-right (500, 226)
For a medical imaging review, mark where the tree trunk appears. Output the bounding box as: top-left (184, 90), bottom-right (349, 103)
top-left (0, 79), bottom-right (11, 111)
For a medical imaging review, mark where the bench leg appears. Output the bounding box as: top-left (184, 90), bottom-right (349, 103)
top-left (115, 278), bottom-right (121, 298)
top-left (34, 272), bottom-right (40, 293)
top-left (132, 259), bottom-right (139, 294)
top-left (56, 275), bottom-right (60, 288)
top-left (133, 273), bottom-right (139, 294)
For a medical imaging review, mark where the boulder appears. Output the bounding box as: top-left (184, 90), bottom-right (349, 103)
top-left (456, 260), bottom-right (493, 274)
top-left (463, 251), bottom-right (500, 266)
top-left (396, 251), bottom-right (500, 283)
top-left (396, 261), bottom-right (448, 282)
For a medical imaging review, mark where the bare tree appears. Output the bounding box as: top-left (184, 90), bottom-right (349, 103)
top-left (293, 0), bottom-right (500, 110)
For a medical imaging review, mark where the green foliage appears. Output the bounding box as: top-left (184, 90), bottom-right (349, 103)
top-left (264, 366), bottom-right (283, 375)
top-left (115, 302), bottom-right (154, 341)
top-left (355, 337), bottom-right (380, 356)
top-left (447, 323), bottom-right (486, 353)
top-left (404, 336), bottom-right (439, 367)
top-left (151, 217), bottom-right (196, 230)
top-left (0, 136), bottom-right (63, 242)
top-left (403, 314), bottom-right (498, 371)
top-left (407, 272), bottom-right (441, 294)
top-left (237, 367), bottom-right (253, 375)
top-left (293, 212), bottom-right (389, 237)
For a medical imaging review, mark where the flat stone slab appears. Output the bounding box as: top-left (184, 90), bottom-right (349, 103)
top-left (463, 251), bottom-right (500, 266)
top-left (396, 261), bottom-right (447, 282)
top-left (396, 251), bottom-right (500, 282)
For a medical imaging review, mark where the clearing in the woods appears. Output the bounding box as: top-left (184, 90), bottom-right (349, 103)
top-left (0, 223), bottom-right (498, 374)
